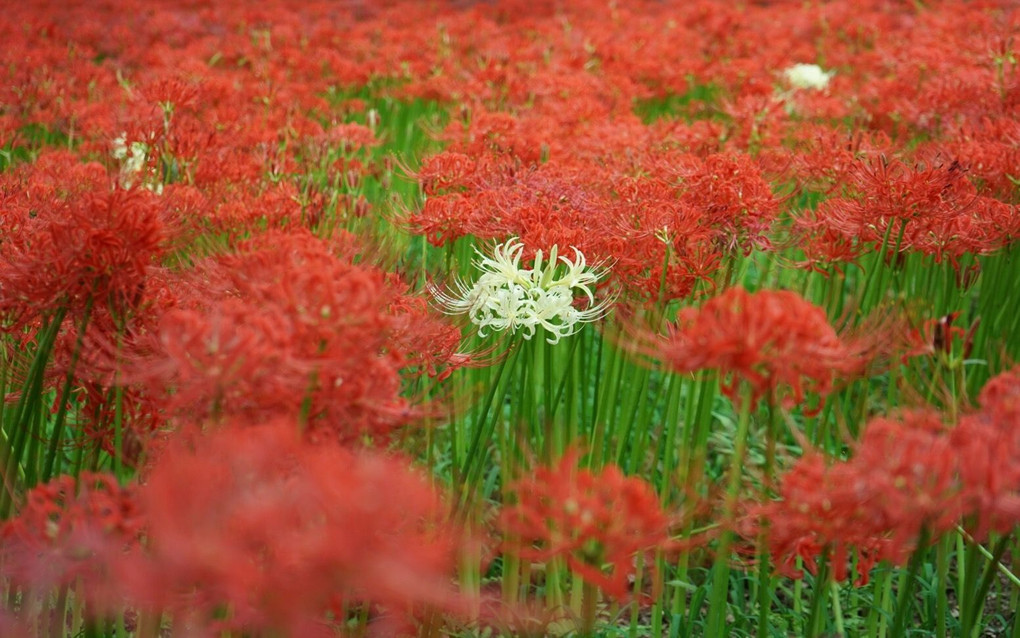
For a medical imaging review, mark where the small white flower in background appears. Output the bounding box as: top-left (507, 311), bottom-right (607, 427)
top-left (431, 237), bottom-right (612, 344)
top-left (112, 133), bottom-right (148, 179)
top-left (112, 133), bottom-right (162, 193)
top-left (783, 63), bottom-right (833, 90)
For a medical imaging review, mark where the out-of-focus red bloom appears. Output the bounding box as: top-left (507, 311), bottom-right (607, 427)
top-left (977, 364), bottom-right (1020, 424)
top-left (123, 420), bottom-right (466, 637)
top-left (952, 366), bottom-right (1020, 540)
top-left (500, 450), bottom-right (673, 601)
top-left (644, 287), bottom-right (865, 408)
top-left (740, 453), bottom-right (888, 584)
top-left (851, 411), bottom-right (962, 550)
top-left (745, 410), bottom-right (962, 585)
top-left (1, 473), bottom-right (141, 607)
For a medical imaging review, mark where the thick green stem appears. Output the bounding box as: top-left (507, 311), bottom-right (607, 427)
top-left (1, 308), bottom-right (67, 517)
top-left (42, 298), bottom-right (95, 484)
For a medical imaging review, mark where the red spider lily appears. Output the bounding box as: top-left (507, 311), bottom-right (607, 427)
top-left (673, 153), bottom-right (779, 253)
top-left (744, 410), bottom-right (962, 585)
top-left (122, 420), bottom-right (467, 637)
top-left (406, 144), bottom-right (778, 304)
top-left (850, 411), bottom-right (962, 552)
top-left (927, 117), bottom-right (1020, 203)
top-left (500, 450), bottom-right (674, 601)
top-left (740, 453), bottom-right (889, 585)
top-left (1, 473), bottom-right (142, 609)
top-left (977, 364), bottom-right (1020, 424)
top-left (134, 229), bottom-right (465, 442)
top-left (952, 366), bottom-right (1020, 540)
top-left (0, 152), bottom-right (179, 467)
top-left (776, 125), bottom-right (895, 196)
top-left (642, 287), bottom-right (866, 408)
top-left (795, 156), bottom-right (1018, 266)
top-left (0, 153), bottom-right (167, 330)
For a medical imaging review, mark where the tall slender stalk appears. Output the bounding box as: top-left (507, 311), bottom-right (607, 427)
top-left (705, 387), bottom-right (755, 637)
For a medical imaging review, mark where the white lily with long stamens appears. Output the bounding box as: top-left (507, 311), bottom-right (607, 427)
top-left (431, 237), bottom-right (613, 344)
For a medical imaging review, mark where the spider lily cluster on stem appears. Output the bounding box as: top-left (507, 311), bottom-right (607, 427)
top-left (431, 237), bottom-right (613, 344)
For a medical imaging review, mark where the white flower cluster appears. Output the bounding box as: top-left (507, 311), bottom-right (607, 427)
top-left (112, 133), bottom-right (163, 193)
top-left (431, 238), bottom-right (612, 344)
top-left (783, 63), bottom-right (833, 90)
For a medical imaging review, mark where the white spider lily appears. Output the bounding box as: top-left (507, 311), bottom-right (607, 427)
top-left (111, 133), bottom-right (163, 193)
top-left (782, 63), bottom-right (833, 90)
top-left (431, 238), bottom-right (612, 344)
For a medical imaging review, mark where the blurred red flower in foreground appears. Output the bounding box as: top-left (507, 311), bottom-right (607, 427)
top-left (126, 421), bottom-right (466, 636)
top-left (1, 473), bottom-right (141, 609)
top-left (500, 451), bottom-right (674, 601)
top-left (1, 423), bottom-right (469, 636)
top-left (952, 365), bottom-right (1020, 540)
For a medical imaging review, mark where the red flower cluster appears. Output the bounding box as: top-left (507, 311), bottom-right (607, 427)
top-left (125, 420), bottom-right (465, 636)
top-left (0, 152), bottom-right (168, 329)
top-left (796, 157), bottom-right (1019, 266)
top-left (645, 287), bottom-right (866, 407)
top-left (137, 229), bottom-right (463, 443)
top-left (408, 134), bottom-right (778, 305)
top-left (1, 473), bottom-right (141, 606)
top-left (748, 365), bottom-right (1020, 583)
top-left (1, 422), bottom-right (467, 636)
top-left (500, 451), bottom-right (673, 600)
top-left (951, 366), bottom-right (1020, 539)
top-left (744, 410), bottom-right (958, 584)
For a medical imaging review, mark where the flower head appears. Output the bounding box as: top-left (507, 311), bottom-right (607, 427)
top-left (136, 229), bottom-right (462, 442)
top-left (1, 473), bottom-right (142, 609)
top-left (500, 450), bottom-right (673, 600)
top-left (642, 287), bottom-right (865, 408)
top-left (783, 63), bottom-right (833, 90)
top-left (743, 410), bottom-right (961, 585)
top-left (0, 153), bottom-right (167, 329)
top-left (125, 420), bottom-right (467, 636)
top-left (431, 237), bottom-right (612, 344)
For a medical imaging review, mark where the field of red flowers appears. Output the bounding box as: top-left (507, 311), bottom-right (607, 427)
top-left (2, 0), bottom-right (1019, 636)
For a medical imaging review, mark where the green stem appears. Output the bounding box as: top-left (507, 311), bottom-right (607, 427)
top-left (890, 527), bottom-right (930, 638)
top-left (961, 533), bottom-right (1012, 637)
top-left (936, 536), bottom-right (950, 638)
top-left (0, 308), bottom-right (67, 517)
top-left (830, 580), bottom-right (845, 637)
top-left (804, 556), bottom-right (830, 637)
top-left (456, 336), bottom-right (522, 514)
top-left (581, 580), bottom-right (599, 637)
top-left (42, 298), bottom-right (94, 483)
top-left (705, 387), bottom-right (754, 637)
